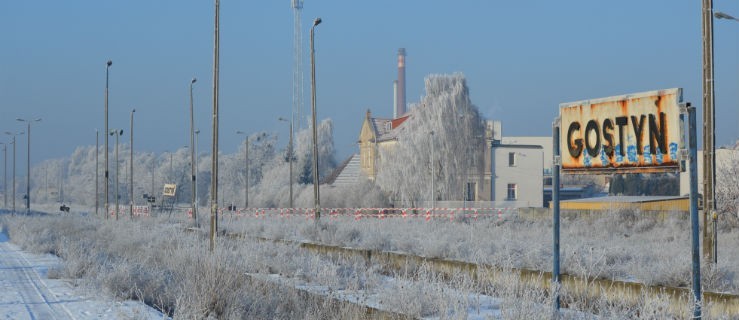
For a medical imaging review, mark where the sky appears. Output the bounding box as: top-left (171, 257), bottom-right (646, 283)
top-left (2, 1), bottom-right (739, 175)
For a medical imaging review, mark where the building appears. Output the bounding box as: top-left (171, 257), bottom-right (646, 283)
top-left (356, 111), bottom-right (546, 207)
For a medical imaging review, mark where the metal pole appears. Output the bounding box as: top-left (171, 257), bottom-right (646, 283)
top-left (190, 77), bottom-right (198, 225)
top-left (95, 130), bottom-right (99, 216)
top-left (289, 121), bottom-right (293, 208)
top-left (1, 143), bottom-right (6, 209)
top-left (210, 0), bottom-right (220, 252)
top-left (195, 130), bottom-right (199, 210)
top-left (310, 17), bottom-right (322, 221)
top-left (702, 0), bottom-right (717, 264)
top-left (130, 109), bottom-right (135, 220)
top-left (25, 122), bottom-right (30, 214)
top-left (552, 118), bottom-right (561, 314)
top-left (11, 137), bottom-right (15, 214)
top-left (430, 131), bottom-right (435, 209)
top-left (114, 130), bottom-right (120, 220)
top-left (249, 138), bottom-right (251, 210)
top-left (688, 104), bottom-right (702, 319)
top-left (105, 60), bottom-right (112, 220)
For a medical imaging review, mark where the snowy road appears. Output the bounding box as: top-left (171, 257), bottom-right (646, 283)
top-left (0, 231), bottom-right (164, 320)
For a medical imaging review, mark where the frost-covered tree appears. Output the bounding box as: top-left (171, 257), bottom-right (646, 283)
top-left (716, 141), bottom-right (739, 225)
top-left (375, 73), bottom-right (485, 204)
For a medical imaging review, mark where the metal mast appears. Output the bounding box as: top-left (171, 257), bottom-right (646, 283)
top-left (292, 0), bottom-right (304, 130)
top-left (702, 0), bottom-right (716, 264)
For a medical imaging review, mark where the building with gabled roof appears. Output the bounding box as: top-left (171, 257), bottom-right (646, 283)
top-left (357, 110), bottom-right (410, 180)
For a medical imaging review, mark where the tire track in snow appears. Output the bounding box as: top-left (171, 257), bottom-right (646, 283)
top-left (0, 237), bottom-right (75, 320)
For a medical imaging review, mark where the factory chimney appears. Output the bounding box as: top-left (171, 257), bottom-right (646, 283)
top-left (396, 48), bottom-right (406, 117)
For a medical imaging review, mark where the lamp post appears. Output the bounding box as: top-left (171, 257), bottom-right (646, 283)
top-left (430, 130), bottom-right (435, 209)
top-left (129, 109), bottom-right (136, 220)
top-left (105, 60), bottom-right (112, 219)
top-left (16, 118), bottom-right (41, 214)
top-left (310, 17), bottom-right (322, 220)
top-left (95, 130), bottom-right (99, 216)
top-left (236, 131), bottom-right (249, 210)
top-left (278, 117), bottom-right (294, 208)
top-left (1, 142), bottom-right (6, 209)
top-left (110, 129), bottom-right (123, 220)
top-left (5, 131), bottom-right (23, 214)
top-left (195, 129), bottom-right (200, 210)
top-left (189, 77), bottom-right (198, 225)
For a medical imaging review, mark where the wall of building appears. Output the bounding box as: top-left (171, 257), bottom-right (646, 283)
top-left (492, 145), bottom-right (543, 207)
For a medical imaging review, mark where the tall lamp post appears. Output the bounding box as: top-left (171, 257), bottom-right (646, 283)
top-left (310, 17), bottom-right (322, 220)
top-left (1, 142), bottom-right (6, 209)
top-left (5, 131), bottom-right (23, 214)
top-left (195, 129), bottom-right (200, 210)
top-left (104, 60), bottom-right (112, 219)
top-left (110, 129), bottom-right (123, 220)
top-left (16, 118), bottom-right (41, 214)
top-left (430, 130), bottom-right (435, 209)
top-left (95, 130), bottom-right (99, 216)
top-left (236, 131), bottom-right (249, 210)
top-left (278, 117), bottom-right (294, 208)
top-left (189, 77), bottom-right (198, 225)
top-left (129, 109), bottom-right (136, 219)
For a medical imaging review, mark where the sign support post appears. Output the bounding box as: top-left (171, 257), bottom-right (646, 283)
top-left (687, 104), bottom-right (702, 319)
top-left (552, 117), bottom-right (561, 315)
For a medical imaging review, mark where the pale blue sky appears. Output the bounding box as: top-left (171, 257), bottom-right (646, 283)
top-left (2, 1), bottom-right (739, 174)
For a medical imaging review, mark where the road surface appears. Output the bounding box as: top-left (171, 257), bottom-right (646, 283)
top-left (0, 231), bottom-right (164, 320)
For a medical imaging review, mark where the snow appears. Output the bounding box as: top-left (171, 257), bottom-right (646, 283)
top-left (0, 231), bottom-right (166, 320)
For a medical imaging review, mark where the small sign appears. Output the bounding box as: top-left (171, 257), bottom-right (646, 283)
top-left (163, 184), bottom-right (177, 197)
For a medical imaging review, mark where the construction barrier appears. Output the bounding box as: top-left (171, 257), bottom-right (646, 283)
top-left (197, 207), bottom-right (519, 222)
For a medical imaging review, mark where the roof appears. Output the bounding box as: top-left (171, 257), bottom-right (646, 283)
top-left (368, 113), bottom-right (412, 143)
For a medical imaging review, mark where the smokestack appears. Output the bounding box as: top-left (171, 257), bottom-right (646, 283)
top-left (396, 48), bottom-right (406, 117)
top-left (393, 80), bottom-right (398, 118)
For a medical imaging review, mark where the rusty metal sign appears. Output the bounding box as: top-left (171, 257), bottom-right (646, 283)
top-left (162, 183), bottom-right (177, 197)
top-left (559, 88), bottom-right (682, 174)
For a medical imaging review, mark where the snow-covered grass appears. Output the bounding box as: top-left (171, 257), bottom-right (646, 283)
top-left (222, 207), bottom-right (739, 295)
top-left (1, 211), bottom-right (734, 319)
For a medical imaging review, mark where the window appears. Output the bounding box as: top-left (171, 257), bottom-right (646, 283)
top-left (507, 183), bottom-right (517, 200)
top-left (508, 152), bottom-right (516, 167)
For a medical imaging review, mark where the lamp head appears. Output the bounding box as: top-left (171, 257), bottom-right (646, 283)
top-left (132, 108), bottom-right (136, 113)
top-left (313, 17), bottom-right (322, 26)
top-left (107, 60), bottom-right (113, 67)
top-left (191, 77), bottom-right (197, 84)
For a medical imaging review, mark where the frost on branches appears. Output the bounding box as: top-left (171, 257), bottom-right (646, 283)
top-left (375, 73), bottom-right (485, 205)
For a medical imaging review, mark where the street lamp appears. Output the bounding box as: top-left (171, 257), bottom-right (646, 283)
top-left (95, 130), bottom-right (99, 216)
top-left (209, 0), bottom-right (221, 252)
top-left (129, 109), bottom-right (136, 220)
top-left (195, 129), bottom-right (200, 210)
top-left (16, 118), bottom-right (41, 214)
top-left (236, 131), bottom-right (249, 210)
top-left (430, 130), bottom-right (435, 209)
top-left (104, 60), bottom-right (113, 219)
top-left (189, 77), bottom-right (198, 225)
top-left (310, 17), bottom-right (322, 220)
top-left (5, 131), bottom-right (23, 214)
top-left (278, 117), bottom-right (294, 208)
top-left (110, 129), bottom-right (123, 220)
top-left (0, 142), bottom-right (6, 209)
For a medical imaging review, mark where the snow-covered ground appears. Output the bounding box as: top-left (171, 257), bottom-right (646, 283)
top-left (0, 230), bottom-right (165, 320)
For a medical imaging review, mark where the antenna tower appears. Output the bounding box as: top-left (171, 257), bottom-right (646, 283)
top-left (292, 0), bottom-right (304, 130)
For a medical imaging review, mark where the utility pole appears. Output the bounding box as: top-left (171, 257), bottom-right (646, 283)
top-left (210, 0), bottom-right (220, 252)
top-left (130, 109), bottom-right (135, 220)
top-left (105, 60), bottom-right (112, 220)
top-left (95, 130), bottom-right (99, 216)
top-left (702, 0), bottom-right (717, 264)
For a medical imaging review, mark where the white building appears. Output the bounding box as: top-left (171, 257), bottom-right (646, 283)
top-left (489, 141), bottom-right (544, 207)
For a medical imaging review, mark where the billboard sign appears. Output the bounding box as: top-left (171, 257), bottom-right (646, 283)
top-left (559, 88), bottom-right (682, 174)
top-left (163, 184), bottom-right (177, 197)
